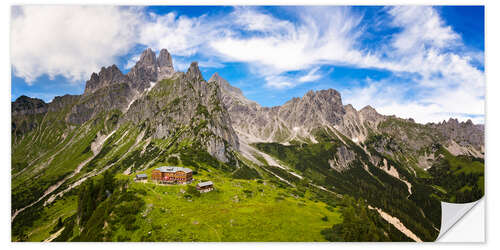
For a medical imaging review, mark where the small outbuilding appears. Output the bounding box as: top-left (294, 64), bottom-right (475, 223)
top-left (196, 181), bottom-right (214, 193)
top-left (135, 174), bottom-right (148, 182)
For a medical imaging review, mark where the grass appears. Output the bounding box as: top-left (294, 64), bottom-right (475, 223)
top-left (22, 195), bottom-right (78, 242)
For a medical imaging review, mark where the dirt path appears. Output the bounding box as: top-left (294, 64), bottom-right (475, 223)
top-left (43, 227), bottom-right (64, 242)
top-left (368, 205), bottom-right (422, 242)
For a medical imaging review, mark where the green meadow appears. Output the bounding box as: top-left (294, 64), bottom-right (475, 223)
top-left (21, 164), bottom-right (342, 242)
top-left (112, 167), bottom-right (342, 241)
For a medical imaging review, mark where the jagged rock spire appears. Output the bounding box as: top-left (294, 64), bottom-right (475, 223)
top-left (209, 72), bottom-right (244, 96)
top-left (186, 62), bottom-right (203, 82)
top-left (137, 48), bottom-right (157, 68)
top-left (158, 48), bottom-right (173, 68)
top-left (157, 48), bottom-right (175, 80)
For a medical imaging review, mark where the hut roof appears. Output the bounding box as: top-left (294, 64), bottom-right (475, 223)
top-left (155, 166), bottom-right (193, 174)
top-left (136, 174), bottom-right (147, 178)
top-left (197, 181), bottom-right (213, 187)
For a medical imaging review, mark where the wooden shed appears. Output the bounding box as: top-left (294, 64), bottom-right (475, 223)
top-left (196, 181), bottom-right (214, 193)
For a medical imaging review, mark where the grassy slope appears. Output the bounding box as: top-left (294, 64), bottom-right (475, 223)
top-left (25, 195), bottom-right (78, 242)
top-left (21, 164), bottom-right (342, 242)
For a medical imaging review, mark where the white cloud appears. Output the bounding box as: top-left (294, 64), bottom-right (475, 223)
top-left (342, 76), bottom-right (484, 124)
top-left (340, 6), bottom-right (484, 124)
top-left (138, 12), bottom-right (220, 57)
top-left (11, 6), bottom-right (142, 83)
top-left (264, 75), bottom-right (295, 89)
top-left (388, 6), bottom-right (460, 54)
top-left (231, 7), bottom-right (294, 33)
top-left (209, 7), bottom-right (364, 75)
top-left (124, 54), bottom-right (141, 69)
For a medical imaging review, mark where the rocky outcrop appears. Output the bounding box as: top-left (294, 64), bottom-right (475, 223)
top-left (83, 48), bottom-right (175, 96)
top-left (48, 95), bottom-right (80, 113)
top-left (12, 95), bottom-right (48, 116)
top-left (84, 65), bottom-right (129, 95)
top-left (157, 49), bottom-right (175, 80)
top-left (209, 72), bottom-right (245, 98)
top-left (338, 104), bottom-right (387, 143)
top-left (123, 62), bottom-right (239, 162)
top-left (280, 89), bottom-right (345, 129)
top-left (329, 145), bottom-right (356, 172)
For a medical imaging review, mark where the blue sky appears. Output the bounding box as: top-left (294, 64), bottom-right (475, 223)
top-left (11, 6), bottom-right (484, 123)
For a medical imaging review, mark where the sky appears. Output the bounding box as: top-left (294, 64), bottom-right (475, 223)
top-left (10, 6), bottom-right (485, 124)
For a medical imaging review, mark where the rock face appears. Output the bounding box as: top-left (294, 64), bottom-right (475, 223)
top-left (329, 145), bottom-right (356, 172)
top-left (70, 48), bottom-right (177, 125)
top-left (124, 62), bottom-right (239, 162)
top-left (84, 65), bottom-right (129, 95)
top-left (210, 73), bottom-right (347, 143)
top-left (339, 104), bottom-right (387, 143)
top-left (429, 118), bottom-right (484, 148)
top-left (83, 48), bottom-right (175, 97)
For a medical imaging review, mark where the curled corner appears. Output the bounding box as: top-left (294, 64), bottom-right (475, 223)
top-left (436, 198), bottom-right (483, 241)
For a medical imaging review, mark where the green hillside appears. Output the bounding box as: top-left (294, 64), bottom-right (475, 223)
top-left (15, 160), bottom-right (343, 242)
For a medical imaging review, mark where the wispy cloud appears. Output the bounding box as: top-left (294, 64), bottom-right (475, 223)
top-left (334, 6), bottom-right (484, 124)
top-left (298, 67), bottom-right (324, 83)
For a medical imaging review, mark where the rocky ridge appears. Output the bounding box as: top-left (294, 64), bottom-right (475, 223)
top-left (209, 73), bottom-right (484, 170)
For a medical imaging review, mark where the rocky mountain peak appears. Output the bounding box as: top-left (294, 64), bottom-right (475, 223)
top-left (158, 49), bottom-right (173, 68)
top-left (358, 105), bottom-right (384, 124)
top-left (186, 62), bottom-right (203, 82)
top-left (12, 95), bottom-right (48, 116)
top-left (343, 104), bottom-right (357, 113)
top-left (304, 89), bottom-right (342, 103)
top-left (157, 48), bottom-right (175, 80)
top-left (84, 64), bottom-right (127, 95)
top-left (209, 72), bottom-right (244, 96)
top-left (127, 48), bottom-right (160, 92)
top-left (137, 48), bottom-right (157, 67)
top-left (429, 118), bottom-right (484, 149)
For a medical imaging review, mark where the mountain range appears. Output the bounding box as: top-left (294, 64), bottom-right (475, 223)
top-left (11, 48), bottom-right (484, 242)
